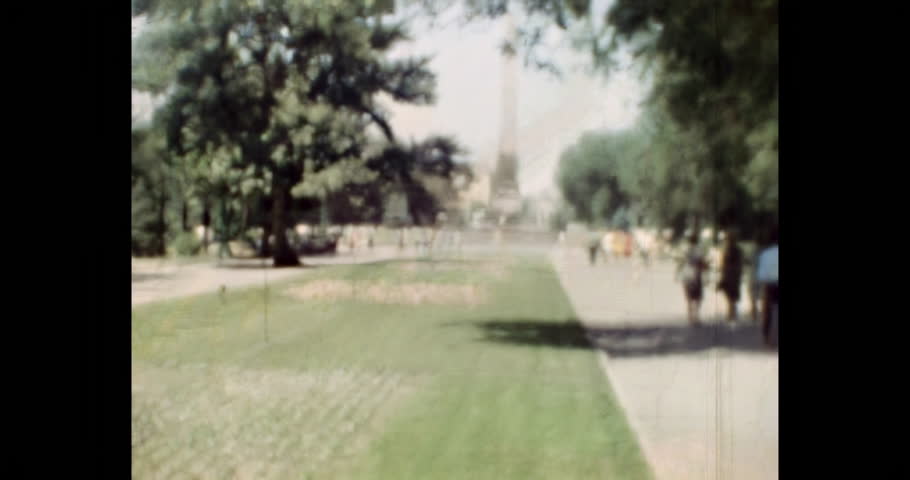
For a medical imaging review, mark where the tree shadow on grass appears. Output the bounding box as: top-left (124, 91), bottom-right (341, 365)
top-left (131, 272), bottom-right (175, 282)
top-left (464, 317), bottom-right (776, 357)
top-left (212, 257), bottom-right (325, 269)
top-left (213, 256), bottom-right (440, 270)
top-left (210, 255), bottom-right (482, 271)
top-left (214, 262), bottom-right (316, 270)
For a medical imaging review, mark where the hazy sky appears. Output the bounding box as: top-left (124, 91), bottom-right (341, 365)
top-left (132, 0), bottom-right (646, 196)
top-left (377, 1), bottom-right (644, 195)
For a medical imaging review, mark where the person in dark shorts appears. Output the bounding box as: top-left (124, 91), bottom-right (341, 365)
top-left (762, 282), bottom-right (779, 345)
top-left (677, 234), bottom-right (708, 325)
top-left (588, 230), bottom-right (602, 266)
top-left (747, 245), bottom-right (761, 323)
top-left (717, 231), bottom-right (744, 322)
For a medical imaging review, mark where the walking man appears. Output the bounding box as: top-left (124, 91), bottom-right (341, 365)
top-left (718, 231), bottom-right (745, 322)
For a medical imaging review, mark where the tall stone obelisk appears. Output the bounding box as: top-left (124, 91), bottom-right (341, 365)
top-left (489, 12), bottom-right (522, 221)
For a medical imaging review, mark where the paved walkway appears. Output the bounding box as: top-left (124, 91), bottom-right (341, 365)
top-left (131, 243), bottom-right (558, 307)
top-left (131, 247), bottom-right (409, 306)
top-left (550, 248), bottom-right (778, 480)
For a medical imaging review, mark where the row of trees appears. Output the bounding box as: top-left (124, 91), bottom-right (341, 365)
top-left (132, 0), bottom-right (472, 265)
top-left (556, 102), bottom-right (775, 242)
top-left (133, 0), bottom-right (779, 259)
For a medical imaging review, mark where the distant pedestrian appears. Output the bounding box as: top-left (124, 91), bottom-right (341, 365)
top-left (601, 231), bottom-right (614, 263)
top-left (418, 227), bottom-right (430, 255)
top-left (747, 244), bottom-right (761, 323)
top-left (636, 230), bottom-right (652, 267)
top-left (717, 231), bottom-right (744, 322)
top-left (677, 234), bottom-right (709, 325)
top-left (612, 231), bottom-right (625, 259)
top-left (348, 227), bottom-right (357, 254)
top-left (588, 230), bottom-right (602, 266)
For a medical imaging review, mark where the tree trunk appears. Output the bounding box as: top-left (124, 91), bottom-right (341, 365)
top-left (217, 198), bottom-right (234, 259)
top-left (259, 221), bottom-right (272, 258)
top-left (319, 200), bottom-right (329, 234)
top-left (201, 200), bottom-right (211, 253)
top-left (157, 193), bottom-right (167, 256)
top-left (272, 183), bottom-right (300, 267)
top-left (182, 200), bottom-right (190, 233)
top-left (693, 213), bottom-right (701, 233)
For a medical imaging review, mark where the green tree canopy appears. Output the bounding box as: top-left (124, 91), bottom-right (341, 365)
top-left (134, 0), bottom-right (439, 265)
top-left (409, 0), bottom-right (778, 237)
top-left (556, 128), bottom-right (647, 227)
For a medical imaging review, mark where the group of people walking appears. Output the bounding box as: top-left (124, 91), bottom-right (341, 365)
top-left (677, 227), bottom-right (779, 346)
top-left (586, 229), bottom-right (656, 266)
top-left (579, 224), bottom-right (780, 346)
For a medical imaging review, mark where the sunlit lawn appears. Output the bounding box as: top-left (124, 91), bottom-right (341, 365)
top-left (131, 253), bottom-right (652, 479)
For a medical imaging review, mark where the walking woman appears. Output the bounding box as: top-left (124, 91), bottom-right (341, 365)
top-left (587, 230), bottom-right (602, 265)
top-left (677, 234), bottom-right (709, 325)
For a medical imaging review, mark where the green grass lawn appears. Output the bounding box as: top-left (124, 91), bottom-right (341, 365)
top-left (131, 254), bottom-right (653, 480)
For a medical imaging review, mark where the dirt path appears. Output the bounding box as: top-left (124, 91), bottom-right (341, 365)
top-left (131, 247), bottom-right (407, 307)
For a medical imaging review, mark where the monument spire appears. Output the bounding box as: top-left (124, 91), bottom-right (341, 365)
top-left (490, 11), bottom-right (522, 220)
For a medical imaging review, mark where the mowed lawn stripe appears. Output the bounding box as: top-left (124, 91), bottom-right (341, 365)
top-left (132, 255), bottom-right (652, 479)
top-left (337, 256), bottom-right (653, 480)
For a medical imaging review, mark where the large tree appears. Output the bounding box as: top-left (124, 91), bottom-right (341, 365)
top-left (132, 127), bottom-right (171, 256)
top-left (557, 100), bottom-right (773, 240)
top-left (134, 0), bottom-right (437, 266)
top-left (556, 128), bottom-right (647, 227)
top-left (363, 135), bottom-right (469, 226)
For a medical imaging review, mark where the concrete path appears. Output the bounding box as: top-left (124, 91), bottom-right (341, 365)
top-left (550, 248), bottom-right (778, 480)
top-left (131, 247), bottom-right (408, 306)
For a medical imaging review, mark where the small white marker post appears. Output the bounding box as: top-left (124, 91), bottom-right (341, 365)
top-left (262, 254), bottom-right (269, 344)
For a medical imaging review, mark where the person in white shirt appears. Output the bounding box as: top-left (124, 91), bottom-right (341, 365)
top-left (635, 229), bottom-right (654, 267)
top-left (601, 230), bottom-right (614, 263)
top-left (756, 227), bottom-right (779, 346)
